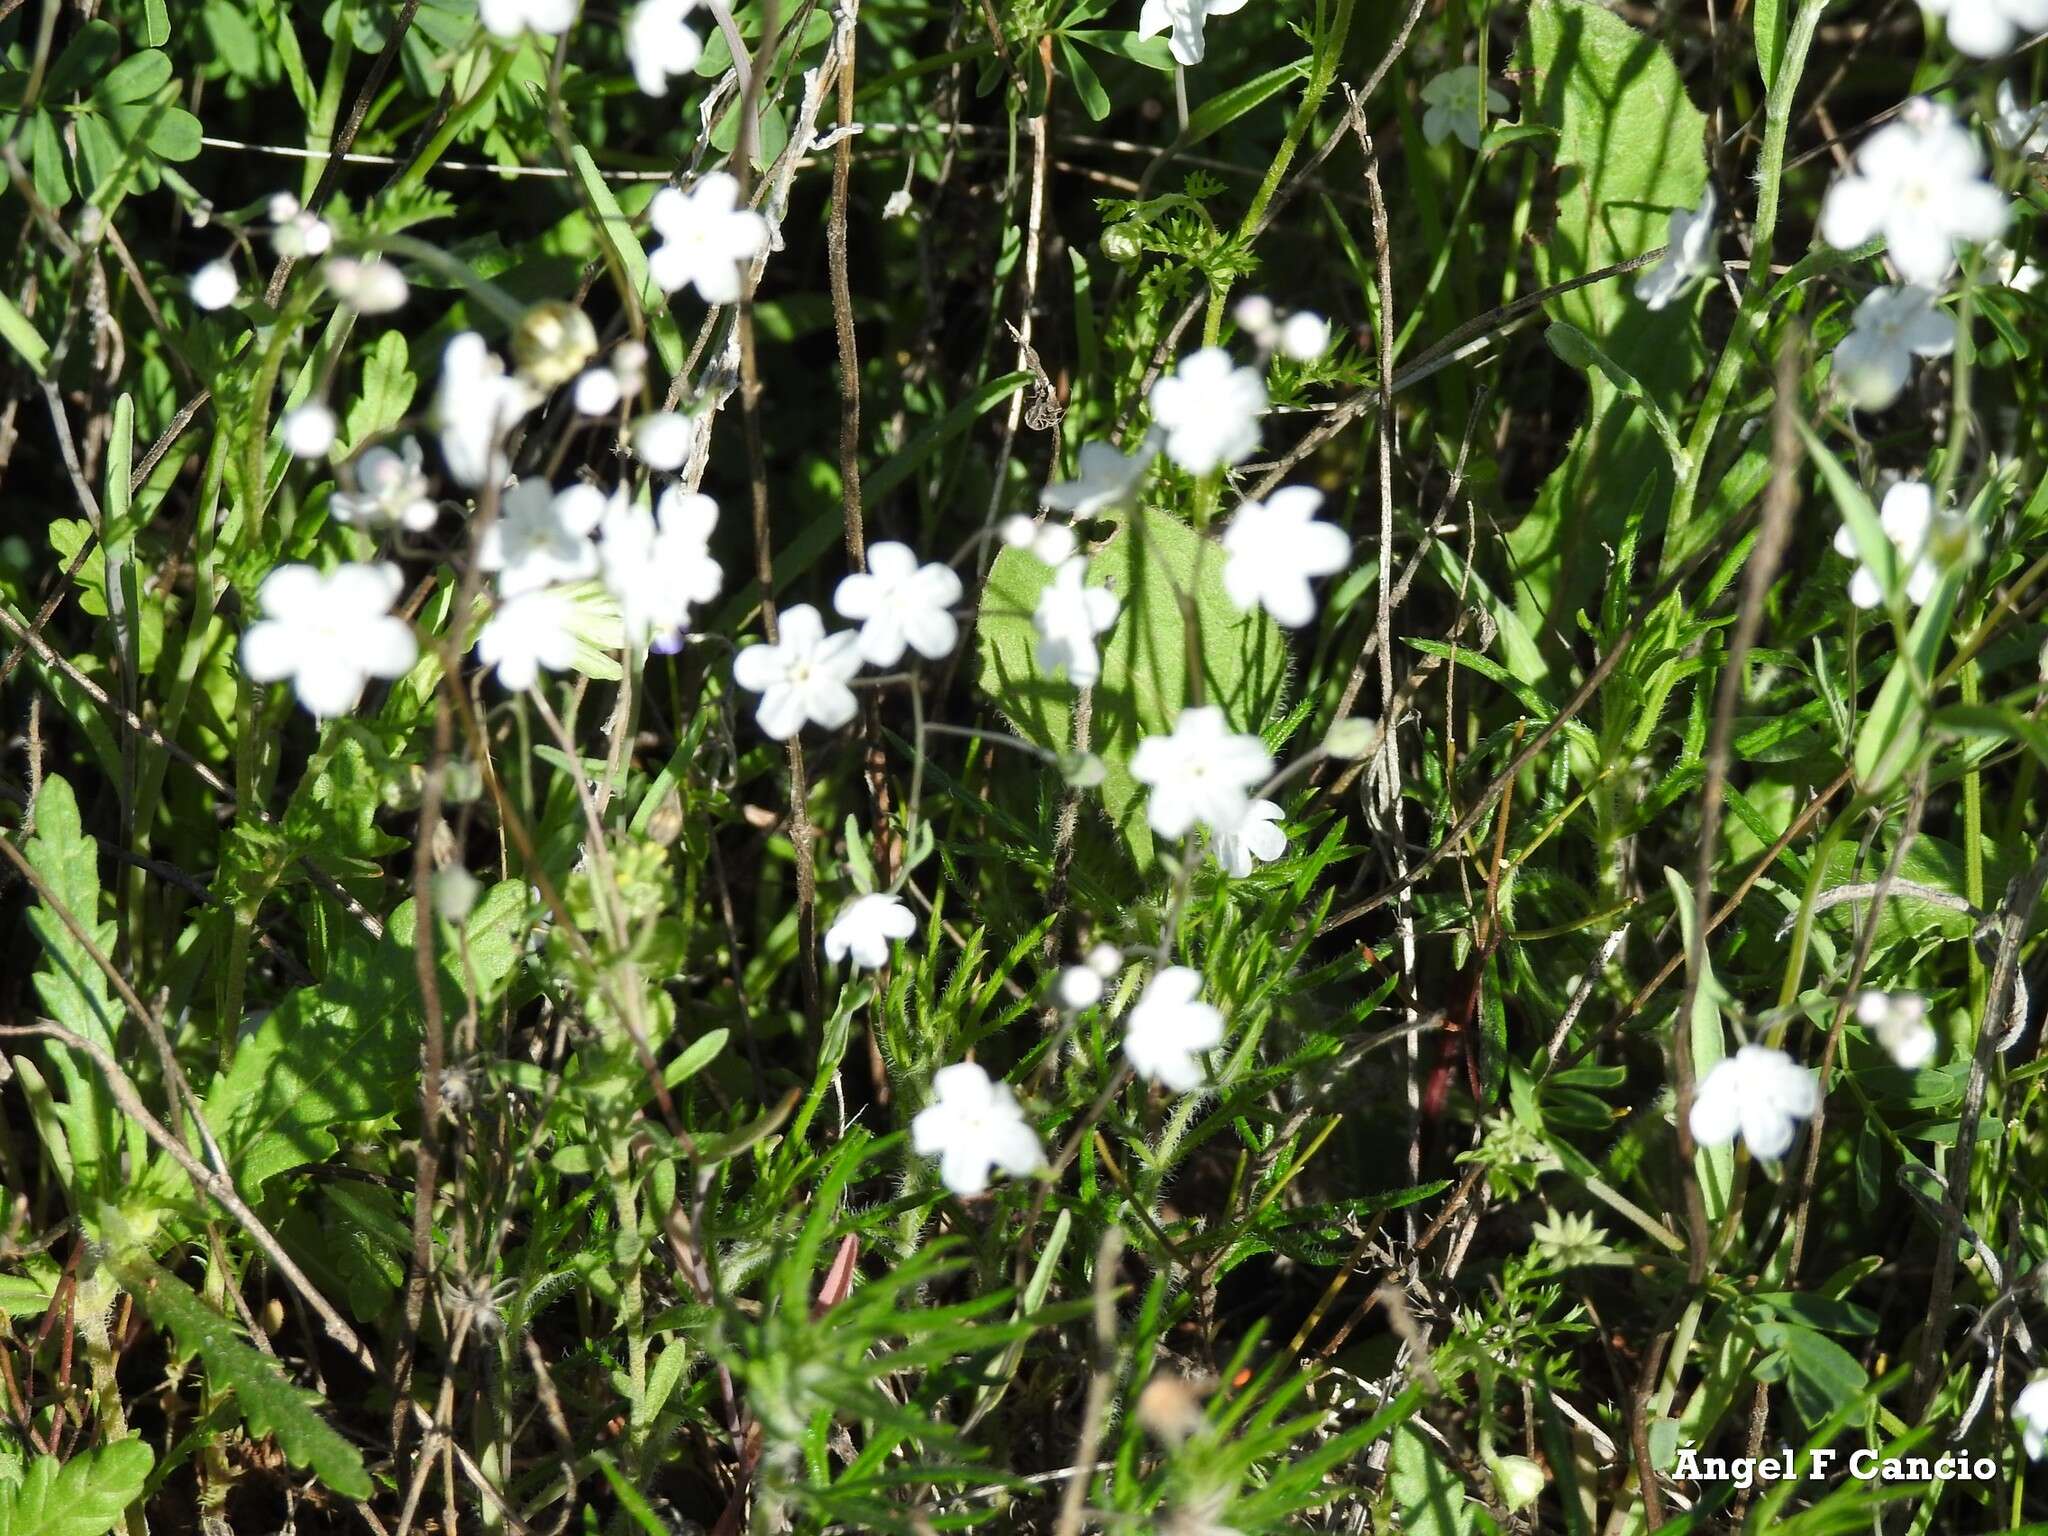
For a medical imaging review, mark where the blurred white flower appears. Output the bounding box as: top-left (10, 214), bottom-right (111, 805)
top-left (437, 332), bottom-right (539, 488)
top-left (1212, 798), bottom-right (1286, 877)
top-left (1279, 311), bottom-right (1332, 360)
top-left (1992, 81), bottom-right (2048, 156)
top-left (1042, 439), bottom-right (1155, 517)
top-left (1233, 294), bottom-right (1278, 344)
top-left (1131, 706), bottom-right (1273, 840)
top-left (1819, 99), bottom-right (2007, 287)
top-left (1635, 187), bottom-right (1719, 311)
top-left (1984, 237), bottom-right (2044, 292)
top-left (1221, 485), bottom-right (1350, 628)
top-left (1688, 1044), bottom-right (1818, 1160)
top-left (573, 367), bottom-right (623, 415)
top-left (281, 403), bottom-right (337, 459)
top-left (833, 541), bottom-right (963, 666)
top-left (1832, 285), bottom-right (1954, 411)
top-left (1150, 348), bottom-right (1265, 474)
top-left (1085, 942), bottom-right (1123, 977)
top-left (241, 562), bottom-right (418, 717)
top-left (480, 480), bottom-right (603, 597)
top-left (1125, 966), bottom-right (1224, 1090)
top-left (630, 411), bottom-right (692, 470)
top-left (476, 587), bottom-right (580, 691)
top-left (600, 486), bottom-right (722, 649)
top-left (478, 0), bottom-right (576, 37)
top-left (731, 603), bottom-right (863, 738)
top-left (1919, 0), bottom-right (2048, 56)
top-left (1056, 964), bottom-right (1104, 1011)
top-left (627, 0), bottom-right (703, 96)
top-left (189, 259), bottom-right (238, 311)
top-left (1833, 479), bottom-right (1942, 608)
top-left (272, 210), bottom-right (333, 260)
top-left (1137, 0), bottom-right (1248, 65)
top-left (1855, 990), bottom-right (1938, 1068)
top-left (999, 514), bottom-right (1037, 548)
top-left (1032, 556), bottom-right (1120, 687)
top-left (911, 1062), bottom-right (1044, 1197)
top-left (323, 256), bottom-right (408, 314)
top-left (825, 892), bottom-right (916, 969)
top-left (333, 438), bottom-right (437, 532)
top-left (267, 192), bottom-right (301, 224)
top-left (1420, 66), bottom-right (1509, 151)
top-left (2018, 1377), bottom-right (2048, 1459)
top-left (1031, 522), bottom-right (1078, 564)
top-left (649, 172), bottom-right (770, 303)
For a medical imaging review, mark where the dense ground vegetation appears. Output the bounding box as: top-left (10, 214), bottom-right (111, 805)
top-left (2, 0), bottom-right (2048, 1530)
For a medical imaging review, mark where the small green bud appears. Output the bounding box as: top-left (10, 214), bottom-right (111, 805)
top-left (1323, 716), bottom-right (1380, 760)
top-left (1100, 222), bottom-right (1145, 266)
top-left (1489, 1453), bottom-right (1547, 1512)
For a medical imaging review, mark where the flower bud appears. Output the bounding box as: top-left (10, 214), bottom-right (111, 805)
top-left (514, 300), bottom-right (599, 390)
top-left (1322, 716), bottom-right (1380, 759)
top-left (1489, 1454), bottom-right (1547, 1512)
top-left (1100, 221), bottom-right (1145, 266)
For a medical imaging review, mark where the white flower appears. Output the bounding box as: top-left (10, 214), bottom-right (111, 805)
top-left (1233, 295), bottom-right (1278, 345)
top-left (1635, 187), bottom-right (1719, 311)
top-left (1687, 1044), bottom-right (1819, 1160)
top-left (825, 892), bottom-right (916, 969)
top-left (599, 486), bottom-right (723, 649)
top-left (436, 332), bottom-right (539, 488)
top-left (189, 259), bottom-right (238, 311)
top-left (1992, 81), bottom-right (2048, 156)
top-left (1855, 991), bottom-right (1938, 1069)
top-left (1279, 311), bottom-right (1332, 360)
top-left (1149, 348), bottom-right (1266, 474)
top-left (2017, 1377), bottom-right (2048, 1459)
top-left (323, 256), bottom-right (408, 314)
top-left (630, 411), bottom-right (692, 471)
top-left (271, 211), bottom-right (333, 260)
top-left (1056, 965), bottom-right (1105, 1010)
top-left (1042, 439), bottom-right (1156, 517)
top-left (1031, 522), bottom-right (1078, 564)
top-left (573, 367), bottom-right (623, 415)
top-left (333, 438), bottom-right (437, 532)
top-left (1130, 705), bottom-right (1273, 840)
top-left (476, 587), bottom-right (580, 691)
top-left (281, 404), bottom-right (337, 459)
top-left (1212, 798), bottom-right (1285, 877)
top-left (1032, 556), bottom-right (1120, 687)
top-left (648, 172), bottom-right (769, 303)
top-left (1419, 66), bottom-right (1509, 151)
top-left (731, 603), bottom-right (863, 739)
top-left (1984, 237), bottom-right (2044, 293)
top-left (627, 0), bottom-right (703, 95)
top-left (240, 562), bottom-right (418, 717)
top-left (1819, 99), bottom-right (2008, 288)
top-left (910, 1062), bottom-right (1044, 1197)
top-left (1136, 0), bottom-right (1248, 65)
top-left (1833, 480), bottom-right (1944, 608)
top-left (1919, 0), bottom-right (2048, 57)
top-left (267, 192), bottom-right (301, 224)
top-left (480, 479), bottom-right (603, 597)
top-left (1085, 943), bottom-right (1123, 977)
top-left (833, 542), bottom-right (962, 666)
top-left (1831, 285), bottom-right (1955, 411)
top-left (1000, 514), bottom-right (1037, 548)
top-left (1125, 966), bottom-right (1224, 1090)
top-left (478, 0), bottom-right (576, 37)
top-left (1221, 485), bottom-right (1350, 628)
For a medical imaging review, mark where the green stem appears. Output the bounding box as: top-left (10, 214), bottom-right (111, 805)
top-left (387, 47), bottom-right (519, 205)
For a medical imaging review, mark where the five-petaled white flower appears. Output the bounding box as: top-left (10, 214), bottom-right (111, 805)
top-left (2017, 1377), bottom-right (2048, 1459)
top-left (731, 603), bottom-right (863, 738)
top-left (1032, 556), bottom-right (1121, 687)
top-left (1855, 990), bottom-right (1938, 1069)
top-left (627, 0), bottom-right (703, 96)
top-left (333, 438), bottom-right (438, 532)
top-left (1992, 81), bottom-right (2048, 156)
top-left (1150, 348), bottom-right (1266, 475)
top-left (1688, 1044), bottom-right (1819, 1161)
top-left (1221, 485), bottom-right (1350, 628)
top-left (825, 892), bottom-right (916, 969)
top-left (1834, 479), bottom-right (1944, 609)
top-left (241, 562), bottom-right (418, 718)
top-left (1918, 0), bottom-right (2048, 57)
top-left (478, 0), bottom-right (576, 37)
top-left (437, 332), bottom-right (539, 488)
top-left (833, 541), bottom-right (963, 666)
top-left (281, 403), bottom-right (337, 460)
top-left (1635, 187), bottom-right (1719, 311)
top-left (911, 1062), bottom-right (1045, 1198)
top-left (189, 259), bottom-right (238, 311)
top-left (1213, 798), bottom-right (1286, 878)
top-left (1125, 966), bottom-right (1225, 1091)
top-left (1832, 285), bottom-right (1954, 412)
top-left (1042, 439), bottom-right (1156, 517)
top-left (481, 480), bottom-right (604, 596)
top-left (1137, 0), bottom-right (1247, 65)
top-left (1420, 66), bottom-right (1509, 151)
top-left (600, 486), bottom-right (723, 650)
top-left (649, 172), bottom-right (770, 303)
top-left (1819, 99), bottom-right (2008, 288)
top-left (323, 256), bottom-right (408, 315)
top-left (1131, 706), bottom-right (1273, 839)
top-left (476, 587), bottom-right (580, 692)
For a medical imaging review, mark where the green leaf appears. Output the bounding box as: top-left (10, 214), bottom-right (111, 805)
top-left (1754, 0), bottom-right (1788, 91)
top-left (143, 106), bottom-right (202, 162)
top-left (93, 50), bottom-right (173, 105)
top-left (1544, 321), bottom-right (1689, 476)
top-left (1389, 1422), bottom-right (1480, 1536)
top-left (141, 0), bottom-right (170, 47)
top-left (1665, 867), bottom-right (1733, 1222)
top-left (341, 329), bottom-right (418, 453)
top-left (0, 1442), bottom-right (153, 1536)
top-left (28, 109), bottom-right (69, 213)
top-left (0, 287), bottom-right (49, 376)
top-left (1056, 35), bottom-right (1110, 122)
top-left (1853, 568), bottom-right (1960, 795)
top-left (569, 143), bottom-right (683, 378)
top-left (1935, 702), bottom-right (2048, 774)
top-left (1062, 28), bottom-right (1178, 70)
top-left (104, 1241), bottom-right (371, 1499)
top-left (1182, 58), bottom-right (1309, 149)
